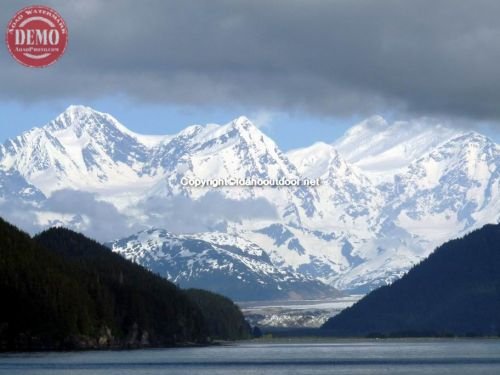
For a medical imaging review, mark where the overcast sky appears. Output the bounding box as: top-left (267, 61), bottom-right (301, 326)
top-left (1, 0), bottom-right (500, 148)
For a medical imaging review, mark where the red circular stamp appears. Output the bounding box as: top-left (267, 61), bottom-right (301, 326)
top-left (5, 5), bottom-right (68, 68)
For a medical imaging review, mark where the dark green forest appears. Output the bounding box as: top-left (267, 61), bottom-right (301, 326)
top-left (186, 289), bottom-right (251, 340)
top-left (322, 223), bottom-right (500, 337)
top-left (0, 218), bottom-right (250, 351)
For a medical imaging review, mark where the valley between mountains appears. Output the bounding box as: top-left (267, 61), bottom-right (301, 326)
top-left (0, 105), bottom-right (498, 299)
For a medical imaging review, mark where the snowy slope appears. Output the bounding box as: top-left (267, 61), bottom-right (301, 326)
top-left (384, 132), bottom-right (500, 242)
top-left (0, 105), bottom-right (498, 295)
top-left (109, 228), bottom-right (340, 301)
top-left (145, 115), bottom-right (320, 228)
top-left (330, 131), bottom-right (500, 291)
top-left (0, 105), bottom-right (165, 196)
top-left (333, 116), bottom-right (461, 182)
top-left (287, 142), bottom-right (384, 231)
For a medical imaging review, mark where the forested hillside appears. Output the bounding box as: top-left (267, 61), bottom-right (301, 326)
top-left (322, 224), bottom-right (500, 337)
top-left (0, 218), bottom-right (249, 351)
top-left (186, 289), bottom-right (251, 340)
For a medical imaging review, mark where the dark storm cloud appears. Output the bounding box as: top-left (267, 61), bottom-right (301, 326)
top-left (2, 0), bottom-right (500, 122)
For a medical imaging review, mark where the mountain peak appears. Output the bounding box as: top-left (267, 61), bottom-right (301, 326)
top-left (348, 115), bottom-right (388, 135)
top-left (334, 116), bottom-right (462, 182)
top-left (54, 105), bottom-right (108, 127)
top-left (48, 105), bottom-right (116, 133)
top-left (186, 116), bottom-right (272, 149)
top-left (235, 115), bottom-right (251, 123)
top-left (287, 141), bottom-right (342, 163)
top-left (64, 104), bottom-right (97, 116)
top-left (46, 105), bottom-right (165, 147)
top-left (424, 130), bottom-right (496, 158)
top-left (410, 130), bottom-right (499, 173)
top-left (228, 116), bottom-right (260, 134)
top-left (450, 130), bottom-right (492, 144)
top-left (287, 142), bottom-right (345, 178)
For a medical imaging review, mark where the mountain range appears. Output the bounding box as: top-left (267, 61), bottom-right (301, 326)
top-left (0, 105), bottom-right (498, 296)
top-left (108, 229), bottom-right (338, 301)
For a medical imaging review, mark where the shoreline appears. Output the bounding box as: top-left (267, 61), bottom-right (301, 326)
top-left (3, 336), bottom-right (500, 354)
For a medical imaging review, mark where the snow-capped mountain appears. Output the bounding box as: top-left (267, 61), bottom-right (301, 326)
top-left (109, 228), bottom-right (339, 301)
top-left (287, 142), bottom-right (384, 231)
top-left (333, 116), bottom-right (461, 182)
top-left (144, 115), bottom-right (320, 228)
top-left (383, 131), bottom-right (499, 241)
top-left (0, 105), bottom-right (498, 296)
top-left (330, 131), bottom-right (500, 291)
top-left (0, 105), bottom-right (167, 197)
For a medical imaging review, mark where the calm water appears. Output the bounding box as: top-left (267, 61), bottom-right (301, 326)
top-left (1, 339), bottom-right (500, 375)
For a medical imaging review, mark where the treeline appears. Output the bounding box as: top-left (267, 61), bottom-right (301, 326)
top-left (0, 218), bottom-right (250, 351)
top-left (322, 223), bottom-right (500, 337)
